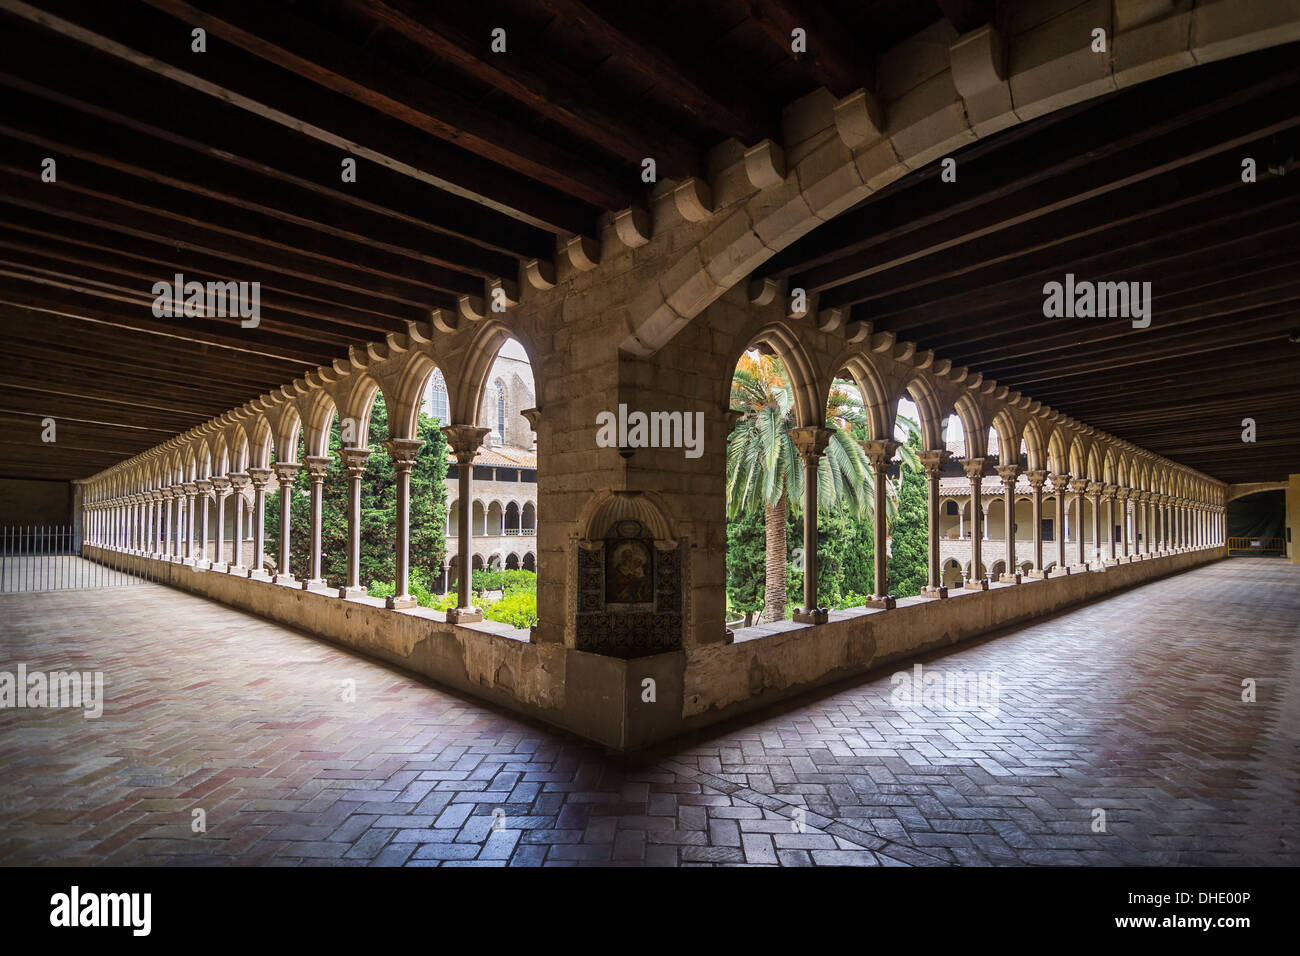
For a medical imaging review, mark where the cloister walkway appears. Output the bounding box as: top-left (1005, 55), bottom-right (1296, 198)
top-left (1, 558), bottom-right (1295, 867)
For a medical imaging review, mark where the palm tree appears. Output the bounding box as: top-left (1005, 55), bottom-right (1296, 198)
top-left (727, 354), bottom-right (874, 622)
top-left (728, 354), bottom-right (922, 622)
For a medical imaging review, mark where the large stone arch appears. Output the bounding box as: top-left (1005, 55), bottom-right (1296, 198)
top-left (616, 3), bottom-right (1300, 356)
top-left (724, 321), bottom-right (824, 430)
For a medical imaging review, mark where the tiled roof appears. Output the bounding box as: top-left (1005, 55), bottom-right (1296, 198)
top-left (473, 446), bottom-right (536, 468)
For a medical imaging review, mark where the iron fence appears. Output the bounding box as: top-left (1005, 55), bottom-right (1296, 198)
top-left (0, 527), bottom-right (157, 593)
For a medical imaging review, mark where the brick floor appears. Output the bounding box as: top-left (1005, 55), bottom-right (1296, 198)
top-left (1, 558), bottom-right (1296, 866)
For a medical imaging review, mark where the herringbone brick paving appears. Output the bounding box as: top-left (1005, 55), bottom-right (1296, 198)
top-left (1, 558), bottom-right (1295, 866)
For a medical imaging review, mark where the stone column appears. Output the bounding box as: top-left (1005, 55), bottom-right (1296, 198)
top-left (300, 456), bottom-right (332, 588)
top-left (246, 467), bottom-right (274, 579)
top-left (272, 463), bottom-right (300, 584)
top-left (226, 472), bottom-right (251, 574)
top-left (210, 477), bottom-right (232, 570)
top-left (337, 448), bottom-right (371, 598)
top-left (1102, 484), bottom-right (1118, 564)
top-left (161, 488), bottom-right (173, 558)
top-left (1069, 479), bottom-right (1090, 571)
top-left (918, 449), bottom-right (949, 597)
top-left (1085, 482), bottom-right (1104, 568)
top-left (183, 482), bottom-right (198, 561)
top-left (173, 486), bottom-right (185, 559)
top-left (859, 439), bottom-right (900, 607)
top-left (961, 458), bottom-right (987, 588)
top-left (196, 479), bottom-right (213, 567)
top-left (995, 464), bottom-right (1022, 583)
top-left (788, 426), bottom-right (834, 623)
top-left (383, 438), bottom-right (425, 609)
top-left (443, 425), bottom-right (490, 622)
top-left (151, 490), bottom-right (163, 554)
top-left (1049, 473), bottom-right (1071, 574)
top-left (1116, 488), bottom-right (1130, 559)
top-left (1025, 470), bottom-right (1047, 577)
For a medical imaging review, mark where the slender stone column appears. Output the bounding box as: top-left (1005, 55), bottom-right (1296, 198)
top-left (1116, 488), bottom-right (1130, 558)
top-left (210, 477), bottom-right (232, 570)
top-left (1084, 482), bottom-right (1103, 568)
top-left (1069, 479), bottom-right (1090, 571)
top-left (226, 473), bottom-right (251, 574)
top-left (150, 491), bottom-right (162, 554)
top-left (443, 425), bottom-right (490, 622)
top-left (1102, 484), bottom-right (1118, 563)
top-left (1049, 473), bottom-right (1071, 574)
top-left (182, 482), bottom-right (198, 561)
top-left (918, 449), bottom-right (950, 597)
top-left (1158, 495), bottom-right (1169, 552)
top-left (788, 426), bottom-right (834, 623)
top-left (195, 479), bottom-right (213, 566)
top-left (246, 467), bottom-right (274, 579)
top-left (383, 438), bottom-right (425, 609)
top-left (173, 486), bottom-right (185, 559)
top-left (337, 449), bottom-right (372, 598)
top-left (859, 439), bottom-right (900, 607)
top-left (300, 456), bottom-right (332, 588)
top-left (1025, 470), bottom-right (1047, 576)
top-left (995, 464), bottom-right (1021, 583)
top-left (960, 458), bottom-right (987, 588)
top-left (272, 463), bottom-right (300, 584)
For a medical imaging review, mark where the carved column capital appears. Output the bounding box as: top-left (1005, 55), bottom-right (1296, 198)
top-left (339, 447), bottom-right (372, 478)
top-left (303, 455), bottom-right (332, 480)
top-left (209, 476), bottom-right (231, 496)
top-left (1025, 469), bottom-right (1048, 491)
top-left (994, 463), bottom-right (1022, 490)
top-left (1048, 472), bottom-right (1072, 494)
top-left (858, 438), bottom-right (900, 467)
top-left (442, 424), bottom-right (491, 464)
top-left (1085, 480), bottom-right (1104, 498)
top-left (272, 462), bottom-right (301, 486)
top-left (382, 438), bottom-right (424, 472)
top-left (1067, 478), bottom-right (1089, 495)
top-left (1101, 483), bottom-right (1118, 501)
top-left (246, 467), bottom-right (275, 491)
top-left (227, 471), bottom-right (251, 493)
top-left (917, 448), bottom-right (950, 478)
top-left (787, 425), bottom-right (834, 463)
top-left (959, 457), bottom-right (986, 480)
top-left (520, 407), bottom-right (542, 432)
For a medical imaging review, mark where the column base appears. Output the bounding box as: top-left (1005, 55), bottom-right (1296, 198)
top-left (920, 585), bottom-right (948, 599)
top-left (1026, 569), bottom-right (1047, 579)
top-left (210, 562), bottom-right (229, 574)
top-left (1069, 563), bottom-right (1090, 574)
top-left (226, 564), bottom-right (247, 575)
top-left (1103, 558), bottom-right (1120, 567)
top-left (300, 578), bottom-right (328, 591)
top-left (861, 595), bottom-right (896, 610)
top-left (447, 606), bottom-right (482, 624)
top-left (386, 594), bottom-right (418, 610)
top-left (792, 607), bottom-right (829, 624)
top-left (998, 573), bottom-right (1022, 584)
top-left (247, 569), bottom-right (273, 582)
top-left (338, 585), bottom-right (368, 599)
top-left (963, 578), bottom-right (989, 591)
top-left (273, 572), bottom-right (297, 586)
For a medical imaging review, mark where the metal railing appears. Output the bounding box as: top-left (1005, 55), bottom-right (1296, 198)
top-left (1226, 536), bottom-right (1286, 555)
top-left (0, 527), bottom-right (156, 593)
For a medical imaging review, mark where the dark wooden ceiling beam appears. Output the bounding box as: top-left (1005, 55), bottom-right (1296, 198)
top-left (531, 0), bottom-right (772, 144)
top-left (0, 46), bottom-right (555, 262)
top-left (345, 0), bottom-right (701, 179)
top-left (0, 0), bottom-right (598, 234)
top-left (132, 0), bottom-right (631, 209)
top-left (744, 0), bottom-right (866, 97)
top-left (0, 172), bottom-right (449, 319)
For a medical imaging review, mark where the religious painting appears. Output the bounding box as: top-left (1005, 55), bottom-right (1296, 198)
top-left (605, 525), bottom-right (653, 605)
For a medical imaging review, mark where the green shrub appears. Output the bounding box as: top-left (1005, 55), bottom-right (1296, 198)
top-left (471, 568), bottom-right (536, 594)
top-left (482, 590), bottom-right (538, 629)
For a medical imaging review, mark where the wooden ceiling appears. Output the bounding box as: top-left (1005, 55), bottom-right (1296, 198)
top-left (0, 0), bottom-right (940, 482)
top-left (0, 1), bottom-right (1295, 487)
top-left (764, 43), bottom-right (1300, 486)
